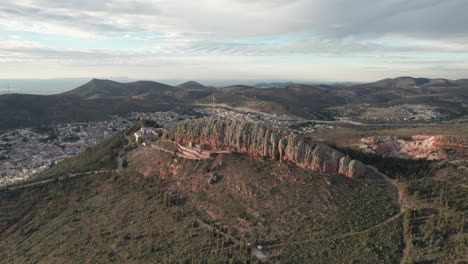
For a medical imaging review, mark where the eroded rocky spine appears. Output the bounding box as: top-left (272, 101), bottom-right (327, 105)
top-left (168, 118), bottom-right (366, 178)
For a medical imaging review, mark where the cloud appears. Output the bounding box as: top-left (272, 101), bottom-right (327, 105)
top-left (1, 0), bottom-right (467, 40)
top-left (0, 0), bottom-right (467, 80)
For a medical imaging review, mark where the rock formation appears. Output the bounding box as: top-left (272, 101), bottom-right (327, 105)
top-left (168, 118), bottom-right (366, 179)
top-left (358, 135), bottom-right (468, 160)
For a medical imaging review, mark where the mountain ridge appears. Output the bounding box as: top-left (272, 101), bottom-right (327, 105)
top-left (168, 118), bottom-right (367, 178)
top-left (0, 76), bottom-right (466, 130)
top-left (176, 81), bottom-right (208, 90)
top-left (62, 79), bottom-right (178, 99)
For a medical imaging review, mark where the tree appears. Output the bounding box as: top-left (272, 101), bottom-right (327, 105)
top-left (142, 120), bottom-right (160, 128)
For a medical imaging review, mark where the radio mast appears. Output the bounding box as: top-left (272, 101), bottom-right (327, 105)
top-left (212, 95), bottom-right (215, 117)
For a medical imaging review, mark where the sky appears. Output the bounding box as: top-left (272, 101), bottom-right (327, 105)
top-left (0, 0), bottom-right (467, 83)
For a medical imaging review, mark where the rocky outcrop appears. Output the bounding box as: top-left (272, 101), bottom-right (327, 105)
top-left (168, 118), bottom-right (366, 178)
top-left (359, 135), bottom-right (468, 160)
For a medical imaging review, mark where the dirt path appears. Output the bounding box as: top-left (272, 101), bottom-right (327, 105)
top-left (117, 136), bottom-right (134, 174)
top-left (7, 170), bottom-right (115, 190)
top-left (267, 166), bottom-right (407, 250)
top-left (366, 166), bottom-right (430, 264)
top-left (150, 145), bottom-right (174, 155)
top-left (367, 166), bottom-right (407, 211)
top-left (125, 173), bottom-right (271, 263)
top-left (69, 199), bottom-right (131, 264)
top-left (8, 136), bottom-right (131, 190)
top-left (267, 211), bottom-right (404, 249)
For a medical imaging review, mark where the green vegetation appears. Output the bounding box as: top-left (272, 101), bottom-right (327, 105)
top-left (334, 146), bottom-right (467, 263)
top-left (335, 146), bottom-right (434, 180)
top-left (280, 218), bottom-right (404, 263)
top-left (405, 178), bottom-right (467, 212)
top-left (308, 122), bottom-right (468, 147)
top-left (36, 131), bottom-right (128, 180)
top-left (2, 120), bottom-right (465, 263)
top-left (403, 208), bottom-right (466, 263)
top-left (0, 173), bottom-right (255, 263)
top-left (126, 147), bottom-right (403, 263)
top-left (141, 119), bottom-right (160, 128)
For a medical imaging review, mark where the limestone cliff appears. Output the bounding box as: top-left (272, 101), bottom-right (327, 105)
top-left (168, 118), bottom-right (366, 178)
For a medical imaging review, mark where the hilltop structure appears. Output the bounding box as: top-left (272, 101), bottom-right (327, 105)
top-left (134, 127), bottom-right (166, 144)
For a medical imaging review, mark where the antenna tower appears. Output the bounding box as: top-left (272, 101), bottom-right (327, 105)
top-left (212, 95), bottom-right (215, 118)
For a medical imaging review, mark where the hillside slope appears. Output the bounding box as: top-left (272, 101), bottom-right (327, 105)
top-left (0, 76), bottom-right (466, 130)
top-left (0, 94), bottom-right (108, 129)
top-left (177, 81), bottom-right (208, 90)
top-left (125, 142), bottom-right (403, 263)
top-left (0, 125), bottom-right (405, 263)
top-left (62, 79), bottom-right (179, 99)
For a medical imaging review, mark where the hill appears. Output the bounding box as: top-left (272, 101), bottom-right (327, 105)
top-left (0, 93), bottom-right (178, 130)
top-left (193, 84), bottom-right (348, 118)
top-left (254, 82), bottom-right (295, 88)
top-left (0, 94), bottom-right (108, 129)
top-left (368, 76), bottom-right (468, 88)
top-left (1, 121), bottom-right (466, 263)
top-left (169, 118), bottom-right (366, 178)
top-left (62, 79), bottom-right (179, 100)
top-left (0, 76), bottom-right (466, 130)
top-left (191, 77), bottom-right (467, 119)
top-left (0, 125), bottom-right (404, 263)
top-left (177, 81), bottom-right (208, 90)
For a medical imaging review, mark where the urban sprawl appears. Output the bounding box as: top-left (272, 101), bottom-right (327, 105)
top-left (1, 108), bottom-right (341, 185)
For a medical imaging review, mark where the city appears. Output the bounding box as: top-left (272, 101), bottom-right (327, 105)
top-left (0, 108), bottom-right (343, 185)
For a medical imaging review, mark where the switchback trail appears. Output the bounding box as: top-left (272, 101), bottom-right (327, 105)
top-left (266, 166), bottom-right (406, 249)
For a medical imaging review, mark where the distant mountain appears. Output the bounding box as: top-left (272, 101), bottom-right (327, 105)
top-left (62, 79), bottom-right (177, 99)
top-left (177, 81), bottom-right (208, 90)
top-left (0, 93), bottom-right (178, 130)
top-left (0, 94), bottom-right (107, 129)
top-left (370, 77), bottom-right (432, 88)
top-left (254, 82), bottom-right (295, 88)
top-left (367, 76), bottom-right (467, 88)
top-left (0, 76), bottom-right (466, 130)
top-left (193, 77), bottom-right (467, 119)
top-left (455, 79), bottom-right (468, 85)
top-left (254, 81), bottom-right (360, 88)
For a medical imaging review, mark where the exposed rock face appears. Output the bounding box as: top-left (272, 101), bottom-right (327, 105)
top-left (359, 135), bottom-right (468, 160)
top-left (168, 118), bottom-right (366, 178)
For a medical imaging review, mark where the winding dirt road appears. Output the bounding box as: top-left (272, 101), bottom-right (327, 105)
top-left (6, 170), bottom-right (115, 190)
top-left (266, 165), bottom-right (406, 250)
